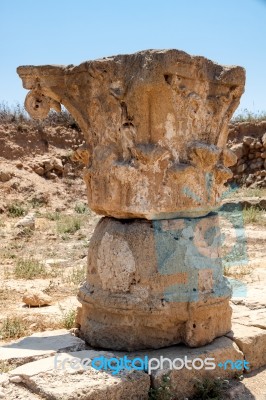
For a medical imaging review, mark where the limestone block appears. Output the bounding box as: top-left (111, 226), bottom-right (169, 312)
top-left (226, 323), bottom-right (266, 370)
top-left (0, 329), bottom-right (85, 363)
top-left (17, 49), bottom-right (245, 219)
top-left (78, 215), bottom-right (232, 350)
top-left (148, 337), bottom-right (244, 400)
top-left (22, 289), bottom-right (52, 307)
top-left (9, 351), bottom-right (150, 400)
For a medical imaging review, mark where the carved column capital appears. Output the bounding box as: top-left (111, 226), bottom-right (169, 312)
top-left (24, 90), bottom-right (61, 119)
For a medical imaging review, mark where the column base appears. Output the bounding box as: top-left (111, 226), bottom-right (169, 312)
top-left (77, 215), bottom-right (232, 351)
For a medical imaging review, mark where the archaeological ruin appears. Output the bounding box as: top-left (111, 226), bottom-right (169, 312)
top-left (17, 49), bottom-right (245, 351)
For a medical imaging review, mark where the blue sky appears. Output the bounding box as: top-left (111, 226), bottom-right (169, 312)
top-left (1, 0), bottom-right (265, 115)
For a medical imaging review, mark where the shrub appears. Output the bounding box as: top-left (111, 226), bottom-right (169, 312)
top-left (14, 258), bottom-right (47, 279)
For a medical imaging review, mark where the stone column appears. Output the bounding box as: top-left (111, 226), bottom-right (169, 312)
top-left (17, 49), bottom-right (245, 350)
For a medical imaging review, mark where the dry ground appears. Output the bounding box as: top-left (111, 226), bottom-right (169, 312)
top-left (0, 119), bottom-right (265, 399)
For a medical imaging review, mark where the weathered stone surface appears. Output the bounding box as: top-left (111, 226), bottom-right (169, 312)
top-left (0, 169), bottom-right (13, 182)
top-left (226, 323), bottom-right (266, 371)
top-left (17, 50), bottom-right (245, 352)
top-left (15, 212), bottom-right (35, 229)
top-left (22, 290), bottom-right (52, 307)
top-left (231, 142), bottom-right (248, 159)
top-left (9, 351), bottom-right (150, 400)
top-left (78, 215), bottom-right (232, 350)
top-left (2, 382), bottom-right (46, 399)
top-left (144, 336), bottom-right (244, 400)
top-left (17, 49), bottom-right (245, 219)
top-left (232, 304), bottom-right (266, 329)
top-left (0, 329), bottom-right (85, 363)
top-left (262, 132), bottom-right (266, 148)
top-left (0, 373), bottom-right (9, 388)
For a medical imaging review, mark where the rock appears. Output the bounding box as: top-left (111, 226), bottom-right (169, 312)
top-left (246, 174), bottom-right (254, 185)
top-left (0, 329), bottom-right (86, 363)
top-left (46, 171), bottom-right (57, 179)
top-left (72, 144), bottom-right (90, 166)
top-left (34, 166), bottom-right (45, 176)
top-left (236, 163), bottom-right (247, 173)
top-left (15, 212), bottom-right (35, 229)
top-left (232, 305), bottom-right (266, 330)
top-left (0, 390), bottom-right (5, 399)
top-left (231, 143), bottom-right (248, 159)
top-left (15, 162), bottom-right (23, 169)
top-left (4, 382), bottom-right (43, 399)
top-left (78, 215), bottom-right (232, 351)
top-left (222, 148), bottom-right (237, 167)
top-left (0, 373), bottom-right (9, 387)
top-left (150, 336), bottom-right (244, 400)
top-left (17, 49), bottom-right (245, 220)
top-left (248, 153), bottom-right (255, 159)
top-left (9, 351), bottom-right (150, 400)
top-left (43, 159), bottom-right (53, 172)
top-left (249, 160), bottom-right (263, 170)
top-left (52, 157), bottom-right (63, 173)
top-left (226, 323), bottom-right (266, 370)
top-left (9, 376), bottom-right (22, 383)
top-left (22, 290), bottom-right (52, 307)
top-left (0, 170), bottom-right (13, 182)
top-left (262, 132), bottom-right (266, 148)
top-left (243, 136), bottom-right (255, 146)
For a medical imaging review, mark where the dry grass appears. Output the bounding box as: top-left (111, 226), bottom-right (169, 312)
top-left (0, 313), bottom-right (71, 342)
top-left (56, 215), bottom-right (84, 235)
top-left (224, 264), bottom-right (252, 279)
top-left (0, 102), bottom-right (80, 130)
top-left (14, 258), bottom-right (47, 279)
top-left (231, 109), bottom-right (266, 123)
top-left (243, 205), bottom-right (265, 225)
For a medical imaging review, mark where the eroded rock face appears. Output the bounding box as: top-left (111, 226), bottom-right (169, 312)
top-left (17, 50), bottom-right (245, 219)
top-left (77, 215), bottom-right (232, 350)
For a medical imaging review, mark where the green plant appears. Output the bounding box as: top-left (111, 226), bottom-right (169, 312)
top-left (0, 360), bottom-right (12, 373)
top-left (243, 205), bottom-right (264, 224)
top-left (45, 211), bottom-right (61, 221)
top-left (57, 215), bottom-right (82, 234)
top-left (0, 316), bottom-right (27, 339)
top-left (8, 202), bottom-right (26, 217)
top-left (65, 266), bottom-right (86, 286)
top-left (29, 196), bottom-right (47, 208)
top-left (149, 374), bottom-right (173, 400)
top-left (59, 307), bottom-right (76, 329)
top-left (74, 202), bottom-right (88, 214)
top-left (14, 258), bottom-right (47, 279)
top-left (192, 377), bottom-right (229, 400)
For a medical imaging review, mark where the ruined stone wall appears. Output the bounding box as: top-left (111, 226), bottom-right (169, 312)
top-left (228, 120), bottom-right (266, 187)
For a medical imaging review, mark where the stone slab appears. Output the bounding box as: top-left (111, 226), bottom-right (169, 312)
top-left (136, 336), bottom-right (244, 400)
top-left (9, 351), bottom-right (150, 400)
top-left (5, 331), bottom-right (266, 400)
top-left (0, 329), bottom-right (85, 363)
top-left (232, 304), bottom-right (266, 329)
top-left (226, 323), bottom-right (266, 370)
top-left (1, 382), bottom-right (45, 399)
